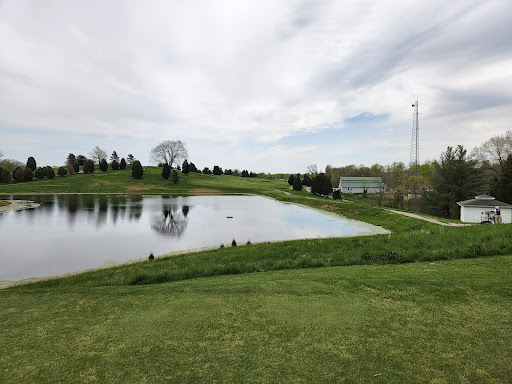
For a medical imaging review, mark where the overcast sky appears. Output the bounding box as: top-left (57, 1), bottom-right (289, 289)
top-left (1, 0), bottom-right (511, 173)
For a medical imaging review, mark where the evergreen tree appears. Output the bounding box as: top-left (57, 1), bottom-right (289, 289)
top-left (83, 159), bottom-right (95, 174)
top-left (323, 175), bottom-right (332, 196)
top-left (99, 159), bottom-right (108, 172)
top-left (23, 167), bottom-right (34, 181)
top-left (241, 170), bottom-right (249, 177)
top-left (293, 176), bottom-right (303, 191)
top-left (58, 166), bottom-right (67, 177)
top-left (311, 173), bottom-right (330, 195)
top-left (182, 160), bottom-right (190, 174)
top-left (189, 162), bottom-right (198, 173)
top-left (288, 174), bottom-right (295, 185)
top-left (26, 157), bottom-right (36, 171)
top-left (489, 154), bottom-right (512, 204)
top-left (120, 158), bottom-right (127, 170)
top-left (132, 160), bottom-right (143, 179)
top-left (333, 190), bottom-right (342, 200)
top-left (420, 145), bottom-right (483, 219)
top-left (45, 166), bottom-right (55, 179)
top-left (77, 155), bottom-right (87, 166)
top-left (34, 167), bottom-right (45, 179)
top-left (110, 151), bottom-right (119, 162)
top-left (12, 166), bottom-right (21, 180)
top-left (213, 165), bottom-right (223, 175)
top-left (171, 170), bottom-right (179, 184)
top-left (72, 160), bottom-right (79, 173)
top-left (224, 169), bottom-right (233, 175)
top-left (111, 160), bottom-right (119, 170)
top-left (162, 163), bottom-right (171, 179)
top-left (67, 153), bottom-right (76, 165)
top-left (302, 174), bottom-right (312, 186)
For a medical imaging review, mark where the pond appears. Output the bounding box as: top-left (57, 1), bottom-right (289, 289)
top-left (0, 194), bottom-right (388, 283)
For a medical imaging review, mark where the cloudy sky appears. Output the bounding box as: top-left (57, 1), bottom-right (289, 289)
top-left (1, 0), bottom-right (511, 173)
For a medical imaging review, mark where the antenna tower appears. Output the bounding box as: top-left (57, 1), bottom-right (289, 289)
top-left (410, 100), bottom-right (419, 174)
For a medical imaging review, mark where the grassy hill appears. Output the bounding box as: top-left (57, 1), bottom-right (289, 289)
top-left (1, 169), bottom-right (511, 383)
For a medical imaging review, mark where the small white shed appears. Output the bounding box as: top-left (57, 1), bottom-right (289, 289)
top-left (456, 195), bottom-right (512, 224)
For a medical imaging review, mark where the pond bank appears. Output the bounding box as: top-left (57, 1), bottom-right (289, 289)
top-left (0, 200), bottom-right (40, 213)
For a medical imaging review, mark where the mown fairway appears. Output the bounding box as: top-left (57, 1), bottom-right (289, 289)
top-left (2, 256), bottom-right (511, 383)
top-left (1, 169), bottom-right (511, 383)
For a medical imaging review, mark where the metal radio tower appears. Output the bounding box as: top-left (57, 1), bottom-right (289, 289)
top-left (410, 100), bottom-right (419, 174)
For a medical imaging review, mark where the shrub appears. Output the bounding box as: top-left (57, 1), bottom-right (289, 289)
top-left (83, 159), bottom-right (95, 174)
top-left (182, 160), bottom-right (190, 174)
top-left (0, 167), bottom-right (12, 183)
top-left (99, 159), bottom-right (108, 172)
top-left (232, 239), bottom-right (237, 247)
top-left (111, 160), bottom-right (119, 170)
top-left (58, 166), bottom-right (67, 177)
top-left (120, 158), bottom-right (127, 170)
top-left (14, 167), bottom-right (25, 181)
top-left (34, 167), bottom-right (45, 179)
top-left (213, 165), bottom-right (223, 175)
top-left (225, 169), bottom-right (233, 175)
top-left (288, 174), bottom-right (295, 185)
top-left (77, 155), bottom-right (87, 166)
top-left (189, 162), bottom-right (197, 173)
top-left (26, 157), bottom-right (36, 171)
top-left (171, 170), bottom-right (179, 184)
top-left (23, 167), bottom-right (34, 181)
top-left (72, 160), bottom-right (80, 173)
top-left (293, 176), bottom-right (303, 191)
top-left (66, 153), bottom-right (76, 165)
top-left (333, 190), bottom-right (342, 200)
top-left (162, 164), bottom-right (171, 179)
top-left (12, 166), bottom-right (20, 180)
top-left (45, 166), bottom-right (55, 179)
top-left (302, 174), bottom-right (312, 186)
top-left (132, 160), bottom-right (143, 179)
top-left (202, 167), bottom-right (211, 174)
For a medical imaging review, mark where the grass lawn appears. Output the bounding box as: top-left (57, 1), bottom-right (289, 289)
top-left (2, 256), bottom-right (511, 383)
top-left (1, 168), bottom-right (512, 382)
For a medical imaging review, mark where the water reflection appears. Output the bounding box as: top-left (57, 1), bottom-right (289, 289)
top-left (0, 194), bottom-right (384, 281)
top-left (151, 204), bottom-right (190, 237)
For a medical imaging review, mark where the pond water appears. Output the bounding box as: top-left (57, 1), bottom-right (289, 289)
top-left (0, 194), bottom-right (388, 282)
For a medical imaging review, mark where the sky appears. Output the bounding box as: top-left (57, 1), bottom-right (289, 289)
top-left (1, 0), bottom-right (511, 173)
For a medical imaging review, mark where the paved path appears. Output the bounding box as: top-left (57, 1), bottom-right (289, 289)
top-left (385, 209), bottom-right (471, 226)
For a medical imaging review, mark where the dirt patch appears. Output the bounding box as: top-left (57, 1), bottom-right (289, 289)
top-left (90, 182), bottom-right (100, 188)
top-left (0, 201), bottom-right (11, 207)
top-left (191, 188), bottom-right (222, 194)
top-left (127, 186), bottom-right (152, 191)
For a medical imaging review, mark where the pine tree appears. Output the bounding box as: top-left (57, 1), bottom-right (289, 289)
top-left (58, 166), bottom-right (67, 177)
top-left (489, 155), bottom-right (512, 204)
top-left (132, 160), bottom-right (143, 179)
top-left (120, 158), bottom-right (127, 170)
top-left (288, 174), bottom-right (295, 185)
top-left (162, 164), bottom-right (171, 179)
top-left (26, 157), bottom-right (36, 171)
top-left (67, 153), bottom-right (76, 165)
top-left (35, 167), bottom-right (45, 179)
top-left (72, 160), bottom-right (79, 173)
top-left (293, 176), bottom-right (303, 191)
top-left (45, 166), bottom-right (55, 179)
top-left (182, 160), bottom-right (190, 174)
top-left (99, 159), bottom-right (108, 172)
top-left (213, 165), bottom-right (223, 175)
top-left (83, 159), bottom-right (95, 174)
top-left (77, 155), bottom-right (87, 166)
top-left (171, 170), bottom-right (179, 184)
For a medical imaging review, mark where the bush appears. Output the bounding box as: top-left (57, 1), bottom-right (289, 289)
top-left (302, 174), bottom-right (312, 186)
top-left (23, 167), bottom-right (34, 181)
top-left (171, 170), bottom-right (179, 184)
top-left (45, 166), bottom-right (55, 179)
top-left (120, 158), bottom-right (127, 170)
top-left (202, 167), bottom-right (211, 174)
top-left (111, 160), bottom-right (119, 170)
top-left (34, 167), bottom-right (45, 179)
top-left (99, 159), bottom-right (108, 172)
top-left (0, 167), bottom-right (12, 183)
top-left (14, 167), bottom-right (25, 181)
top-left (132, 160), bottom-right (143, 179)
top-left (232, 239), bottom-right (237, 247)
top-left (162, 164), bottom-right (171, 179)
top-left (26, 157), bottom-right (36, 171)
top-left (288, 174), bottom-right (295, 185)
top-left (83, 159), bottom-right (95, 174)
top-left (213, 165), bottom-right (223, 175)
top-left (72, 160), bottom-right (79, 173)
top-left (77, 155), bottom-right (87, 166)
top-left (293, 176), bottom-right (303, 191)
top-left (58, 166), bottom-right (67, 177)
top-left (333, 190), bottom-right (342, 200)
top-left (12, 166), bottom-right (20, 180)
top-left (182, 160), bottom-right (190, 174)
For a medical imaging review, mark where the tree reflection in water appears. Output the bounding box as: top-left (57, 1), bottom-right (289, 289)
top-left (151, 204), bottom-right (190, 237)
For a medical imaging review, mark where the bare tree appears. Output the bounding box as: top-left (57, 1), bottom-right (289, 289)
top-left (150, 140), bottom-right (188, 168)
top-left (89, 146), bottom-right (108, 164)
top-left (307, 164), bottom-right (318, 175)
top-left (471, 130), bottom-right (512, 172)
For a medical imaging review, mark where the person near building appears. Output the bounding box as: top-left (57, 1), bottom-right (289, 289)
top-left (495, 206), bottom-right (502, 224)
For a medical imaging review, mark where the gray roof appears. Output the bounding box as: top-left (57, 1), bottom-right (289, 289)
top-left (339, 177), bottom-right (383, 188)
top-left (457, 197), bottom-right (512, 208)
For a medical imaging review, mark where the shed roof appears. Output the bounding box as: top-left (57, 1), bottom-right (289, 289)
top-left (457, 195), bottom-right (512, 208)
top-left (339, 177), bottom-right (383, 188)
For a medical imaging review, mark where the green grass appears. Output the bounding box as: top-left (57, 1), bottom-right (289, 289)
top-left (2, 256), bottom-right (511, 383)
top-left (2, 168), bottom-right (512, 382)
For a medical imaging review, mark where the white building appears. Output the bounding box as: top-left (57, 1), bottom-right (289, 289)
top-left (338, 177), bottom-right (385, 194)
top-left (456, 195), bottom-right (512, 223)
